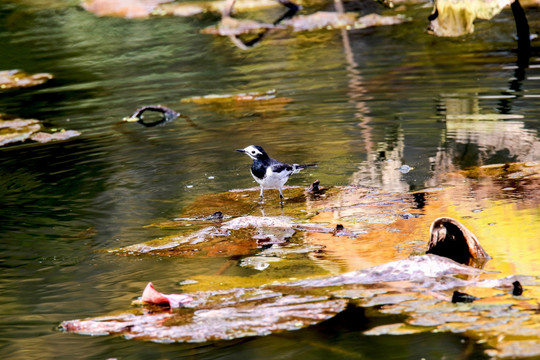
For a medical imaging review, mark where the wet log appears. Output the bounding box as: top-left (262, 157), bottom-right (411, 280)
top-left (426, 217), bottom-right (490, 268)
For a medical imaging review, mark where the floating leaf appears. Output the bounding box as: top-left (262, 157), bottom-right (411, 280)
top-left (182, 90), bottom-right (279, 104)
top-left (81, 0), bottom-right (170, 18)
top-left (60, 287), bottom-right (347, 342)
top-left (0, 114), bottom-right (81, 147)
top-left (240, 256), bottom-right (282, 271)
top-left (0, 70), bottom-right (52, 89)
top-left (428, 0), bottom-right (513, 36)
top-left (363, 323), bottom-right (429, 336)
top-left (284, 12), bottom-right (409, 32)
top-left (201, 16), bottom-right (277, 36)
top-left (285, 254), bottom-right (486, 288)
top-left (202, 11), bottom-right (409, 35)
top-left (29, 130), bottom-right (81, 143)
top-left (485, 340), bottom-right (540, 359)
top-left (0, 117), bottom-right (41, 146)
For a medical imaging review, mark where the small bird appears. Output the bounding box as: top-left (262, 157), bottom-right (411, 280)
top-left (236, 145), bottom-right (316, 204)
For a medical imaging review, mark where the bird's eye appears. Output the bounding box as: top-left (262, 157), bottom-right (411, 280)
top-left (251, 151), bottom-right (256, 154)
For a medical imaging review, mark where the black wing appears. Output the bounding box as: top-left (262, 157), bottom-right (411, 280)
top-left (270, 161), bottom-right (293, 174)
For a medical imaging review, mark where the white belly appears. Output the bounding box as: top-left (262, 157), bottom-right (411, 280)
top-left (251, 168), bottom-right (289, 189)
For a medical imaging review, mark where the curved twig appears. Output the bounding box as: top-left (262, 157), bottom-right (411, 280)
top-left (128, 105), bottom-right (180, 127)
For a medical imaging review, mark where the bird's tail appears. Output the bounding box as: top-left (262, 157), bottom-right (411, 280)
top-left (292, 163), bottom-right (317, 173)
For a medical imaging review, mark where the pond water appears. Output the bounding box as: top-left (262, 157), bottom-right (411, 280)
top-left (1, 1), bottom-right (539, 359)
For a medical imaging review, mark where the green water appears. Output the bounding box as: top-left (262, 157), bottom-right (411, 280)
top-left (1, 1), bottom-right (539, 359)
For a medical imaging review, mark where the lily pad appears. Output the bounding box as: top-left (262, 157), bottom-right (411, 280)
top-left (0, 69), bottom-right (52, 89)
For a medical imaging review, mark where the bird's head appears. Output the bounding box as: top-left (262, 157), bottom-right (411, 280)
top-left (236, 145), bottom-right (268, 160)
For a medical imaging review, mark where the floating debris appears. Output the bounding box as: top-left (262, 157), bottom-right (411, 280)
top-left (428, 0), bottom-right (513, 37)
top-left (426, 217), bottom-right (490, 267)
top-left (181, 90), bottom-right (279, 104)
top-left (332, 224), bottom-right (356, 237)
top-left (202, 11), bottom-right (409, 35)
top-left (138, 282), bottom-right (193, 308)
top-left (451, 290), bottom-right (478, 303)
top-left (81, 0), bottom-right (283, 18)
top-left (512, 280), bottom-right (523, 296)
top-left (363, 323), bottom-right (427, 336)
top-left (0, 115), bottom-right (80, 147)
top-left (239, 256), bottom-right (282, 271)
top-left (124, 105), bottom-right (180, 127)
top-left (284, 12), bottom-right (409, 32)
top-left (81, 0), bottom-right (171, 18)
top-left (399, 164), bottom-right (412, 174)
top-left (29, 130), bottom-right (81, 143)
top-left (173, 211), bottom-right (227, 222)
top-left (0, 117), bottom-right (41, 146)
top-left (201, 16), bottom-right (277, 36)
top-left (0, 69), bottom-right (52, 89)
top-left (60, 286), bottom-right (347, 343)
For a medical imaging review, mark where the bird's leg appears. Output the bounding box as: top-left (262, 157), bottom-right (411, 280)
top-left (259, 185), bottom-right (265, 202)
top-left (279, 188), bottom-right (284, 207)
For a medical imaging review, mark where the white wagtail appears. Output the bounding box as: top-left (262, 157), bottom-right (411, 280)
top-left (236, 145), bottom-right (316, 204)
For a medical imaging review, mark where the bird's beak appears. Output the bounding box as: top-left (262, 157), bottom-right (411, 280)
top-left (235, 149), bottom-right (245, 153)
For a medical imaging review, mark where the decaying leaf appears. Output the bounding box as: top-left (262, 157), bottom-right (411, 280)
top-left (139, 282), bottom-right (193, 308)
top-left (0, 114), bottom-right (81, 147)
top-left (62, 162), bottom-right (540, 356)
top-left (181, 90), bottom-right (293, 115)
top-left (0, 117), bottom-right (41, 146)
top-left (285, 254), bottom-right (487, 288)
top-left (81, 0), bottom-right (170, 18)
top-left (363, 323), bottom-right (428, 336)
top-left (202, 11), bottom-right (409, 35)
top-left (82, 0), bottom-right (330, 18)
top-left (158, 0), bottom-right (279, 17)
top-left (201, 16), bottom-right (277, 36)
top-left (0, 70), bottom-right (52, 89)
top-left (428, 0), bottom-right (513, 36)
top-left (427, 217), bottom-right (490, 267)
top-left (181, 90), bottom-right (279, 104)
top-left (60, 285), bottom-right (347, 342)
top-left (283, 12), bottom-right (409, 32)
top-left (29, 130), bottom-right (81, 143)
